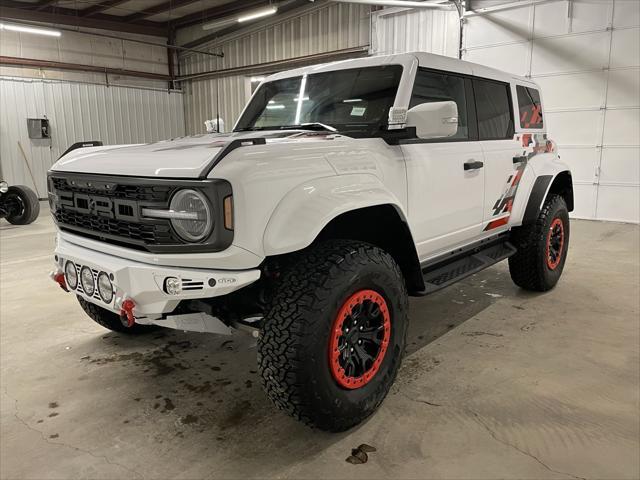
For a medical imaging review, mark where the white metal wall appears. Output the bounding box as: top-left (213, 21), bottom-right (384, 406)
top-left (370, 6), bottom-right (460, 58)
top-left (0, 77), bottom-right (185, 197)
top-left (179, 2), bottom-right (371, 134)
top-left (0, 27), bottom-right (169, 89)
top-left (463, 0), bottom-right (640, 223)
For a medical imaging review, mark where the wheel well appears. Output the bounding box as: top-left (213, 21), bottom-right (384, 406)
top-left (316, 205), bottom-right (425, 295)
top-left (548, 171), bottom-right (574, 212)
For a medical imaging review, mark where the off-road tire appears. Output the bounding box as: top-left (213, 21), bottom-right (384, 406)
top-left (509, 194), bottom-right (569, 291)
top-left (77, 296), bottom-right (157, 334)
top-left (258, 240), bottom-right (409, 432)
top-left (5, 185), bottom-right (40, 225)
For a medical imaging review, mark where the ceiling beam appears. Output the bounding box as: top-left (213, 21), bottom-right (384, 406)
top-left (81, 0), bottom-right (131, 17)
top-left (0, 3), bottom-right (168, 36)
top-left (170, 0), bottom-right (268, 28)
top-left (122, 0), bottom-right (201, 23)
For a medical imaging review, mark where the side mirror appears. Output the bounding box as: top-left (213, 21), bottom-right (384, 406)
top-left (406, 101), bottom-right (458, 140)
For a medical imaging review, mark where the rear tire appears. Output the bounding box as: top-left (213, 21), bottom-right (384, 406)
top-left (5, 185), bottom-right (40, 225)
top-left (258, 240), bottom-right (408, 432)
top-left (77, 296), bottom-right (157, 334)
top-left (509, 194), bottom-right (569, 291)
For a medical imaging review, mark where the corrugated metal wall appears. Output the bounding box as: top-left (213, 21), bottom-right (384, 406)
top-left (179, 2), bottom-right (371, 134)
top-left (0, 77), bottom-right (185, 197)
top-left (370, 6), bottom-right (460, 58)
top-left (0, 26), bottom-right (169, 89)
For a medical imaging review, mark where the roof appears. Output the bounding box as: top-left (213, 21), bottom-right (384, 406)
top-left (266, 51), bottom-right (537, 87)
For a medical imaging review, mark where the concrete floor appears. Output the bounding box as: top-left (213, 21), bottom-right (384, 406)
top-left (1, 211), bottom-right (638, 480)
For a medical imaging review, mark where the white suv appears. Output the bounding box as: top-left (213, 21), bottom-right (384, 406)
top-left (48, 52), bottom-right (573, 431)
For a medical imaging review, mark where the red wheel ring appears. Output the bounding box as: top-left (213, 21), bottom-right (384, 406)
top-left (546, 217), bottom-right (565, 270)
top-left (328, 290), bottom-right (391, 390)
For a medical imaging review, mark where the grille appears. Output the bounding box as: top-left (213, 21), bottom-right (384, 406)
top-left (55, 208), bottom-right (175, 245)
top-left (50, 174), bottom-right (182, 250)
top-left (51, 177), bottom-right (172, 203)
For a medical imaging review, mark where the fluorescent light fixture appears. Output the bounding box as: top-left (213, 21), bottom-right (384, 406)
top-left (0, 22), bottom-right (61, 37)
top-left (343, 98), bottom-right (363, 103)
top-left (238, 6), bottom-right (278, 23)
top-left (266, 104), bottom-right (285, 110)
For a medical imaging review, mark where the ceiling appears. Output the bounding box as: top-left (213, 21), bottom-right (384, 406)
top-left (0, 0), bottom-right (303, 37)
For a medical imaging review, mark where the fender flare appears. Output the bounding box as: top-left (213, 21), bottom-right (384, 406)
top-left (262, 173), bottom-right (407, 256)
top-left (522, 170), bottom-right (573, 225)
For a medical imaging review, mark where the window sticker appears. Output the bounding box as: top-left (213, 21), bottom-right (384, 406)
top-left (351, 106), bottom-right (366, 117)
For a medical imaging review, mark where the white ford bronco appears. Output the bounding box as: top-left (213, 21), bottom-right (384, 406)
top-left (48, 52), bottom-right (572, 431)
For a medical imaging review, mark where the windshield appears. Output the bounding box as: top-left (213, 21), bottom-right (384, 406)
top-left (234, 65), bottom-right (403, 135)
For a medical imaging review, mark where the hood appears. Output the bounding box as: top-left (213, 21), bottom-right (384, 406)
top-left (51, 130), bottom-right (346, 178)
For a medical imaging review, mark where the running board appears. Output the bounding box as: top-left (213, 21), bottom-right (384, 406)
top-left (417, 241), bottom-right (517, 296)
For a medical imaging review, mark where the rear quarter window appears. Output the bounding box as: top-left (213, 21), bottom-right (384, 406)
top-left (517, 85), bottom-right (544, 129)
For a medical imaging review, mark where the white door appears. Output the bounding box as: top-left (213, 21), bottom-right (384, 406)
top-left (402, 69), bottom-right (485, 260)
top-left (404, 142), bottom-right (485, 259)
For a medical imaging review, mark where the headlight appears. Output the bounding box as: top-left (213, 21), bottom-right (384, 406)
top-left (0, 181), bottom-right (8, 194)
top-left (168, 189), bottom-right (213, 242)
top-left (64, 261), bottom-right (78, 290)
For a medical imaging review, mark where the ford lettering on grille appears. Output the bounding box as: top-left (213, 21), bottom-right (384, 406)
top-left (57, 191), bottom-right (139, 222)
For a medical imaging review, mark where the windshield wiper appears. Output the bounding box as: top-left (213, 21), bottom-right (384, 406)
top-left (279, 123), bottom-right (337, 132)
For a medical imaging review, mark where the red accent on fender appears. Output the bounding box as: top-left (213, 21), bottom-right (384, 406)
top-left (52, 272), bottom-right (68, 292)
top-left (546, 218), bottom-right (565, 270)
top-left (120, 299), bottom-right (136, 328)
top-left (484, 216), bottom-right (510, 231)
top-left (328, 290), bottom-right (391, 390)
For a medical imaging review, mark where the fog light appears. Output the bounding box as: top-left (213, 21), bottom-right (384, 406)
top-left (64, 261), bottom-right (78, 290)
top-left (164, 277), bottom-right (182, 295)
top-left (97, 271), bottom-right (114, 304)
top-left (80, 266), bottom-right (95, 296)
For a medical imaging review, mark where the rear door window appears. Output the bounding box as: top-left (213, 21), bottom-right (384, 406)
top-left (473, 79), bottom-right (514, 140)
top-left (517, 85), bottom-right (544, 129)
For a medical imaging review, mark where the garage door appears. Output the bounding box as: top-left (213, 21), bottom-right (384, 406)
top-left (463, 0), bottom-right (640, 223)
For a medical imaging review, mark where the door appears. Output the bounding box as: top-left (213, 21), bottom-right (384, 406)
top-left (402, 69), bottom-right (485, 260)
top-left (473, 79), bottom-right (524, 232)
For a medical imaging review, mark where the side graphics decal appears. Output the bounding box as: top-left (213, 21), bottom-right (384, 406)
top-left (483, 133), bottom-right (556, 231)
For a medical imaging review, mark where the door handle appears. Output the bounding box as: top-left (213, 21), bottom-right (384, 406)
top-left (464, 160), bottom-right (484, 171)
top-left (513, 155), bottom-right (527, 164)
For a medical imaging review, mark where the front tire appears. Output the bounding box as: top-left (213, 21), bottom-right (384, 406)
top-left (4, 185), bottom-right (40, 225)
top-left (258, 240), bottom-right (408, 432)
top-left (509, 194), bottom-right (570, 291)
top-left (77, 296), bottom-right (157, 334)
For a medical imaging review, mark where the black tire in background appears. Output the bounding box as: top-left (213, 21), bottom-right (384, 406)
top-left (4, 185), bottom-right (40, 225)
top-left (509, 194), bottom-right (570, 292)
top-left (258, 240), bottom-right (409, 432)
top-left (77, 296), bottom-right (157, 334)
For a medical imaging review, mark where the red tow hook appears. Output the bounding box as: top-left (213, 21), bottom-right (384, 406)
top-left (50, 270), bottom-right (68, 292)
top-left (120, 299), bottom-right (136, 328)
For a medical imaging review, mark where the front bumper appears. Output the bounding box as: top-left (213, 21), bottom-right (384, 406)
top-left (53, 235), bottom-right (261, 318)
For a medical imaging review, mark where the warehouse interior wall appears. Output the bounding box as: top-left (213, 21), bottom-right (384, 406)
top-left (178, 1), bottom-right (371, 134)
top-left (0, 26), bottom-right (185, 197)
top-left (0, 78), bottom-right (184, 197)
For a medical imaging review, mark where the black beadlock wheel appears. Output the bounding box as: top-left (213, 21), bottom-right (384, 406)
top-left (77, 296), bottom-right (157, 334)
top-left (508, 194), bottom-right (570, 292)
top-left (258, 240), bottom-right (409, 432)
top-left (4, 185), bottom-right (40, 225)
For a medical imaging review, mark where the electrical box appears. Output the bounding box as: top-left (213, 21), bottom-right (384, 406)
top-left (27, 118), bottom-right (50, 139)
